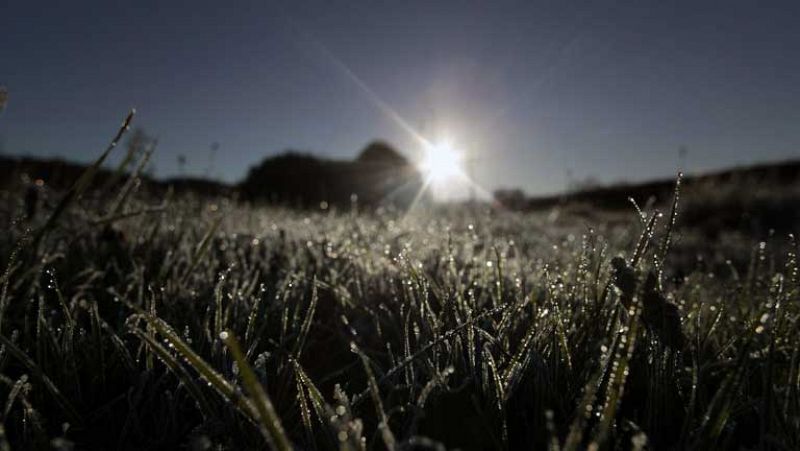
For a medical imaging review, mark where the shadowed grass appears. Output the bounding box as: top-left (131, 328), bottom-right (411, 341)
top-left (0, 120), bottom-right (798, 449)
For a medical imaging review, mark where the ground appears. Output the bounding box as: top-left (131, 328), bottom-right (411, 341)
top-left (0, 173), bottom-right (798, 450)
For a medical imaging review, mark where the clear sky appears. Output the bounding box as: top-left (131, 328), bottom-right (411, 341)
top-left (2, 1), bottom-right (799, 196)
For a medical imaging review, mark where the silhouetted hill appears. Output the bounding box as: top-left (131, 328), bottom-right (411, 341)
top-left (356, 141), bottom-right (409, 165)
top-left (513, 160), bottom-right (800, 211)
top-left (496, 159), bottom-right (800, 236)
top-left (0, 156), bottom-right (121, 191)
top-left (238, 141), bottom-right (427, 209)
top-left (0, 141), bottom-right (428, 210)
top-left (0, 155), bottom-right (231, 196)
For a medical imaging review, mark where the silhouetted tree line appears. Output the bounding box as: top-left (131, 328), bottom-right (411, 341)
top-left (239, 141), bottom-right (427, 209)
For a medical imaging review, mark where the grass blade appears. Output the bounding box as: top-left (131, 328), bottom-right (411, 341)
top-left (220, 330), bottom-right (292, 451)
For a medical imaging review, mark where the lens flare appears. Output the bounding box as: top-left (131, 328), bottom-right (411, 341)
top-left (420, 142), bottom-right (464, 183)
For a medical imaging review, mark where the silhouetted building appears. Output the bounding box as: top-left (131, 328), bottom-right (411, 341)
top-left (239, 141), bottom-right (427, 210)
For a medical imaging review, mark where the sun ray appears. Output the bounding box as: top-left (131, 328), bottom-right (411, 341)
top-left (300, 32), bottom-right (435, 151)
top-left (403, 176), bottom-right (434, 221)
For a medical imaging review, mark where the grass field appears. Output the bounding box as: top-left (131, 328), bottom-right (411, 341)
top-left (0, 123), bottom-right (798, 450)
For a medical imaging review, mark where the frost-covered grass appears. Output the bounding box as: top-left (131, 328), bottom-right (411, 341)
top-left (1, 182), bottom-right (798, 450)
top-left (0, 117), bottom-right (798, 449)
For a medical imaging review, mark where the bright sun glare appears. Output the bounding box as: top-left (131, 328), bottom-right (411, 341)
top-left (420, 142), bottom-right (464, 183)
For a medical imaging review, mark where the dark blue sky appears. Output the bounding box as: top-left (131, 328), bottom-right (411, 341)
top-left (2, 1), bottom-right (799, 195)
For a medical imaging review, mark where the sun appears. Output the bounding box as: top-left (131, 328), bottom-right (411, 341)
top-left (420, 141), bottom-right (465, 183)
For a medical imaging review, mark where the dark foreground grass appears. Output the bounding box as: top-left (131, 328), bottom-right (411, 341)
top-left (0, 121), bottom-right (798, 450)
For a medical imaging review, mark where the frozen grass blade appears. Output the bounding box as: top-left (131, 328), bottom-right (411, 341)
top-left (590, 294), bottom-right (643, 448)
top-left (220, 330), bottom-right (292, 451)
top-left (130, 327), bottom-right (217, 420)
top-left (630, 212), bottom-right (659, 268)
top-left (31, 110), bottom-right (135, 249)
top-left (245, 284), bottom-right (266, 346)
top-left (292, 359), bottom-right (365, 450)
top-left (295, 374), bottom-right (317, 449)
top-left (655, 172), bottom-right (682, 274)
top-left (693, 339), bottom-right (750, 448)
top-left (352, 342), bottom-right (397, 451)
top-left (416, 365), bottom-right (454, 409)
top-left (105, 139), bottom-right (157, 219)
top-left (0, 334), bottom-right (82, 426)
top-left (180, 215), bottom-right (223, 285)
top-left (131, 313), bottom-right (260, 423)
top-left (292, 279), bottom-right (318, 359)
top-left (3, 375), bottom-right (27, 418)
top-left (0, 236), bottom-right (27, 335)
